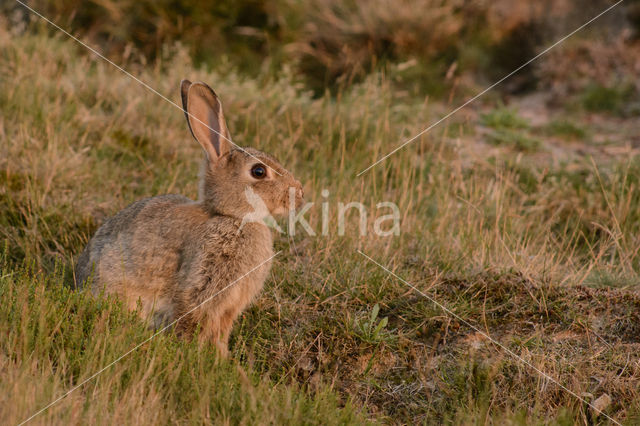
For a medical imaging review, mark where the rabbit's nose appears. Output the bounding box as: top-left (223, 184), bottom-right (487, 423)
top-left (295, 180), bottom-right (303, 198)
top-left (292, 181), bottom-right (304, 209)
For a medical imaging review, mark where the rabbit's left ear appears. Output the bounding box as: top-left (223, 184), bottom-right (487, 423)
top-left (180, 79), bottom-right (193, 133)
top-left (180, 80), bottom-right (231, 162)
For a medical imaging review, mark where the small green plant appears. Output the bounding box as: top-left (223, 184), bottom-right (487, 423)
top-left (546, 119), bottom-right (588, 140)
top-left (481, 106), bottom-right (529, 130)
top-left (580, 84), bottom-right (634, 115)
top-left (486, 129), bottom-right (541, 152)
top-left (583, 270), bottom-right (639, 289)
top-left (354, 303), bottom-right (391, 344)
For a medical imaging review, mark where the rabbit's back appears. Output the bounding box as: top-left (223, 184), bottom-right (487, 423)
top-left (75, 195), bottom-right (208, 317)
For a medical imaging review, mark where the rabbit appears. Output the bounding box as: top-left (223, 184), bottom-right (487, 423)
top-left (75, 80), bottom-right (304, 355)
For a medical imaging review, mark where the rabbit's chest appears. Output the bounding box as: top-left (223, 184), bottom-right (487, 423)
top-left (195, 221), bottom-right (274, 289)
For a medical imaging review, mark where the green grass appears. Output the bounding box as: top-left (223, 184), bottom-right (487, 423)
top-left (0, 255), bottom-right (363, 425)
top-left (480, 106), bottom-right (529, 130)
top-left (481, 107), bottom-right (541, 151)
top-left (486, 129), bottom-right (542, 152)
top-left (580, 84), bottom-right (636, 115)
top-left (2, 23), bottom-right (640, 425)
top-left (545, 119), bottom-right (589, 140)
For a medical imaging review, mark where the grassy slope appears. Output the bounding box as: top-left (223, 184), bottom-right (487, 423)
top-left (2, 25), bottom-right (640, 424)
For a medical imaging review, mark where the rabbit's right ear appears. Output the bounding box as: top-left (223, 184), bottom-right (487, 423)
top-left (180, 80), bottom-right (231, 162)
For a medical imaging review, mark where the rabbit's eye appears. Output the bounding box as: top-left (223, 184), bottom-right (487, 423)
top-left (250, 164), bottom-right (267, 179)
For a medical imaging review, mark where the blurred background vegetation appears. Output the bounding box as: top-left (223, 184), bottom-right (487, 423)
top-left (4, 0), bottom-right (640, 98)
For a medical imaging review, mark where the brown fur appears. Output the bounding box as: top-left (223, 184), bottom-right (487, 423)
top-left (76, 80), bottom-right (303, 355)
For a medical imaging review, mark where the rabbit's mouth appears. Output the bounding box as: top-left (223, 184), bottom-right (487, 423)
top-left (289, 184), bottom-right (305, 211)
top-left (270, 184), bottom-right (304, 216)
top-left (293, 186), bottom-right (304, 209)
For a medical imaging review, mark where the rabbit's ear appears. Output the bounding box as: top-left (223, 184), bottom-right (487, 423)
top-left (182, 81), bottom-right (231, 161)
top-left (180, 79), bottom-right (198, 145)
top-left (180, 79), bottom-right (192, 133)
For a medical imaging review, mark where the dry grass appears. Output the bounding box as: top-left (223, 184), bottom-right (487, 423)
top-left (2, 15), bottom-right (640, 425)
top-left (289, 0), bottom-right (463, 88)
top-left (8, 0), bottom-right (635, 96)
